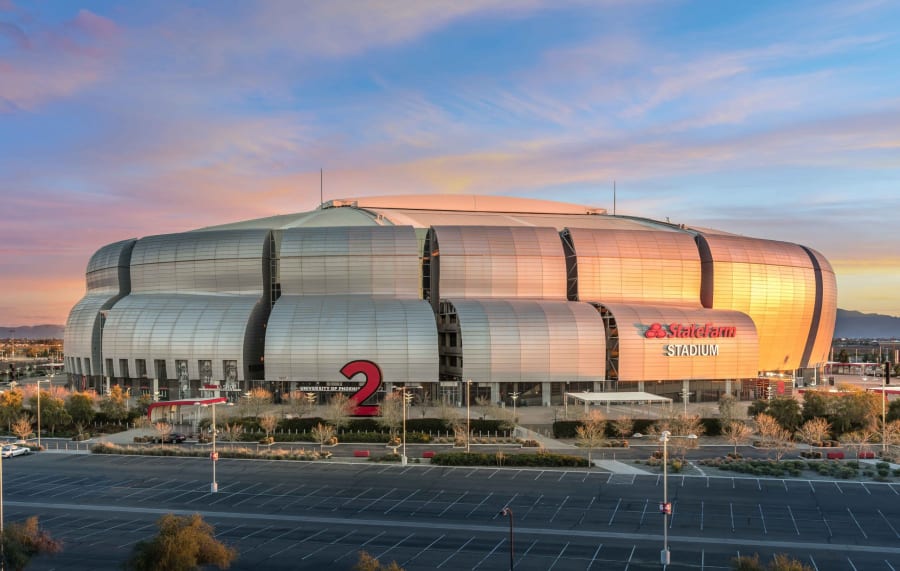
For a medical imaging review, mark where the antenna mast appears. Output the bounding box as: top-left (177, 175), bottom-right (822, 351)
top-left (320, 168), bottom-right (323, 208)
top-left (613, 180), bottom-right (616, 215)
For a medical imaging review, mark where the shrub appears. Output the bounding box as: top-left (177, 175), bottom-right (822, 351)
top-left (431, 451), bottom-right (588, 467)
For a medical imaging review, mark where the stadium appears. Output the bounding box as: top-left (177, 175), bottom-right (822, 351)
top-left (64, 195), bottom-right (836, 411)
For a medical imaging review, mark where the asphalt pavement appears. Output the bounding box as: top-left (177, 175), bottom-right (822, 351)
top-left (4, 452), bottom-right (900, 570)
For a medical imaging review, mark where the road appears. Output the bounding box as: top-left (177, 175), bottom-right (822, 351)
top-left (4, 453), bottom-right (900, 570)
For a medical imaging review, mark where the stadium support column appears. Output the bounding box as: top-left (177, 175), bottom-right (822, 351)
top-left (490, 383), bottom-right (500, 406)
top-left (725, 379), bottom-right (732, 397)
top-left (542, 382), bottom-right (551, 406)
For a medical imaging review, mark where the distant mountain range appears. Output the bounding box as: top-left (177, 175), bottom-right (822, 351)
top-left (3, 308), bottom-right (900, 340)
top-left (834, 309), bottom-right (900, 340)
top-left (2, 325), bottom-right (65, 339)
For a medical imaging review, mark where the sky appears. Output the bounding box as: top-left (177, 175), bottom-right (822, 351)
top-left (1, 0), bottom-right (899, 326)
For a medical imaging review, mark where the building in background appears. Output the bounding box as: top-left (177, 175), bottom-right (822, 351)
top-left (64, 195), bottom-right (836, 409)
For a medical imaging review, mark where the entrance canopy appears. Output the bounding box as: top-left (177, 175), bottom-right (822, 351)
top-left (566, 391), bottom-right (673, 405)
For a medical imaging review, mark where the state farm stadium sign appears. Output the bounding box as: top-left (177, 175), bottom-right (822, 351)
top-left (643, 322), bottom-right (737, 357)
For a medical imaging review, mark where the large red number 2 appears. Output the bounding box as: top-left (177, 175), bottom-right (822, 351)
top-left (340, 360), bottom-right (383, 416)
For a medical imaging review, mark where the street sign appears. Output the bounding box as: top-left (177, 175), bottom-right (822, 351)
top-left (659, 502), bottom-right (672, 515)
top-left (210, 451), bottom-right (219, 462)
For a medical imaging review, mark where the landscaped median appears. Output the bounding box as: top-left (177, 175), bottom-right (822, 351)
top-left (91, 442), bottom-right (334, 461)
top-left (430, 451), bottom-right (589, 467)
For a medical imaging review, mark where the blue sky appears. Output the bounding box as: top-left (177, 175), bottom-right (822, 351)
top-left (1, 0), bottom-right (899, 324)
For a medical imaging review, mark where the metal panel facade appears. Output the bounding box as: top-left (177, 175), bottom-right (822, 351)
top-left (699, 234), bottom-right (817, 371)
top-left (102, 294), bottom-right (264, 381)
top-left (603, 303), bottom-right (759, 381)
top-left (130, 229), bottom-right (269, 295)
top-left (433, 226), bottom-right (567, 300)
top-left (264, 296), bottom-right (438, 383)
top-left (567, 228), bottom-right (702, 305)
top-left (804, 247), bottom-right (838, 367)
top-left (280, 226), bottom-right (420, 296)
top-left (451, 299), bottom-right (605, 384)
top-left (64, 239), bottom-right (136, 376)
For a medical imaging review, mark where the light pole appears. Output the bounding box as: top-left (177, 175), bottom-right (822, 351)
top-left (882, 362), bottom-right (887, 455)
top-left (305, 392), bottom-right (317, 416)
top-left (466, 379), bottom-right (472, 453)
top-left (35, 379), bottom-right (50, 449)
top-left (659, 430), bottom-right (697, 566)
top-left (196, 398), bottom-right (230, 493)
top-left (500, 506), bottom-right (514, 570)
top-left (510, 391), bottom-right (520, 425)
top-left (394, 386), bottom-right (419, 466)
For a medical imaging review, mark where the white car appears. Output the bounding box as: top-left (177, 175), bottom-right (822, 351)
top-left (1, 444), bottom-right (31, 458)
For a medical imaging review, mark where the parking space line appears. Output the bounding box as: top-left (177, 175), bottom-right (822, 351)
top-left (487, 470), bottom-right (499, 479)
top-left (586, 543), bottom-right (603, 569)
top-left (730, 502), bottom-right (735, 532)
top-left (356, 488), bottom-right (397, 514)
top-left (436, 536), bottom-right (473, 568)
top-left (557, 471), bottom-right (568, 482)
top-left (808, 555), bottom-right (819, 571)
top-left (637, 498), bottom-right (648, 528)
top-left (493, 493), bottom-right (519, 520)
top-left (878, 509), bottom-right (900, 539)
top-left (860, 483), bottom-right (872, 496)
top-left (411, 490), bottom-right (445, 516)
top-left (756, 478), bottom-right (762, 491)
top-left (375, 532), bottom-right (415, 561)
top-left (422, 466), bottom-right (437, 476)
top-left (533, 470), bottom-right (545, 481)
top-left (577, 496), bottom-right (597, 527)
top-left (463, 469), bottom-right (477, 478)
top-left (399, 533), bottom-right (445, 567)
top-left (550, 495), bottom-right (569, 524)
top-left (241, 525), bottom-right (273, 541)
top-left (517, 539), bottom-right (537, 566)
top-left (809, 480), bottom-right (816, 493)
top-left (466, 492), bottom-right (493, 517)
top-left (624, 545), bottom-right (636, 571)
top-left (834, 481), bottom-right (845, 494)
top-left (819, 506), bottom-right (833, 538)
top-left (758, 504), bottom-right (767, 535)
top-left (547, 541), bottom-right (569, 570)
top-left (339, 487), bottom-right (372, 510)
top-left (607, 498), bottom-right (621, 526)
top-left (885, 560), bottom-right (896, 571)
top-left (472, 537), bottom-right (506, 569)
top-left (787, 505), bottom-right (800, 535)
top-left (517, 494), bottom-right (541, 521)
top-left (299, 529), bottom-right (356, 561)
top-left (847, 508), bottom-right (868, 539)
top-left (383, 490), bottom-right (419, 515)
top-left (848, 556), bottom-right (859, 571)
top-left (700, 501), bottom-right (704, 531)
top-left (669, 501), bottom-right (677, 528)
top-left (437, 491), bottom-right (468, 517)
top-left (888, 484), bottom-right (899, 496)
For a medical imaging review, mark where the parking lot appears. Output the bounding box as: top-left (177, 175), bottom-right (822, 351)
top-left (5, 454), bottom-right (900, 570)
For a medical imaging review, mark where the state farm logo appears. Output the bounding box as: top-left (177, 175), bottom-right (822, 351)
top-left (644, 323), bottom-right (668, 338)
top-left (642, 322), bottom-right (736, 339)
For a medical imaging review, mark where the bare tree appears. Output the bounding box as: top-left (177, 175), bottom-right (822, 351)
top-left (324, 393), bottom-right (354, 430)
top-left (474, 396), bottom-right (491, 420)
top-left (154, 422), bottom-right (173, 444)
top-left (259, 414), bottom-right (278, 439)
top-left (286, 390), bottom-right (306, 418)
top-left (667, 413), bottom-right (705, 459)
top-left (795, 417), bottom-right (831, 448)
top-left (611, 415), bottom-right (634, 439)
top-left (377, 392), bottom-right (403, 444)
top-left (718, 394), bottom-right (738, 425)
top-left (840, 429), bottom-right (875, 459)
top-left (722, 420), bottom-right (753, 456)
top-left (222, 423), bottom-right (244, 447)
top-left (11, 414), bottom-right (33, 441)
top-left (575, 410), bottom-right (606, 463)
top-left (246, 387), bottom-right (272, 418)
top-left (311, 422), bottom-right (336, 453)
top-left (755, 413), bottom-right (793, 460)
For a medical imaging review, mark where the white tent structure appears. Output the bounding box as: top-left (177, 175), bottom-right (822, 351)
top-left (565, 391), bottom-right (673, 415)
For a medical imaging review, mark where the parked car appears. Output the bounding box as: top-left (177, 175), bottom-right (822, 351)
top-left (153, 433), bottom-right (187, 444)
top-left (1, 444), bottom-right (31, 458)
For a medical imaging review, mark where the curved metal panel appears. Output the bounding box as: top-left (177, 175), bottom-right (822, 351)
top-left (264, 296), bottom-right (438, 383)
top-left (602, 302), bottom-right (759, 381)
top-left (803, 247), bottom-right (837, 367)
top-left (699, 234), bottom-right (817, 371)
top-left (433, 226), bottom-right (567, 300)
top-left (451, 299), bottom-right (605, 383)
top-left (130, 229), bottom-right (270, 294)
top-left (101, 294), bottom-right (263, 381)
top-left (279, 226), bottom-right (420, 296)
top-left (65, 239), bottom-right (137, 375)
top-left (567, 228), bottom-right (701, 305)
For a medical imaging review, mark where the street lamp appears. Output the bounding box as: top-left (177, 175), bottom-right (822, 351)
top-left (35, 379), bottom-right (51, 449)
top-left (394, 385), bottom-right (420, 466)
top-left (195, 398), bottom-right (230, 493)
top-left (466, 379), bottom-right (473, 453)
top-left (305, 392), bottom-right (317, 416)
top-left (510, 391), bottom-right (520, 426)
top-left (500, 507), bottom-right (514, 570)
top-left (659, 430), bottom-right (697, 565)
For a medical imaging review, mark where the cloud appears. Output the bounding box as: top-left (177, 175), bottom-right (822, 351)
top-left (0, 8), bottom-right (120, 111)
